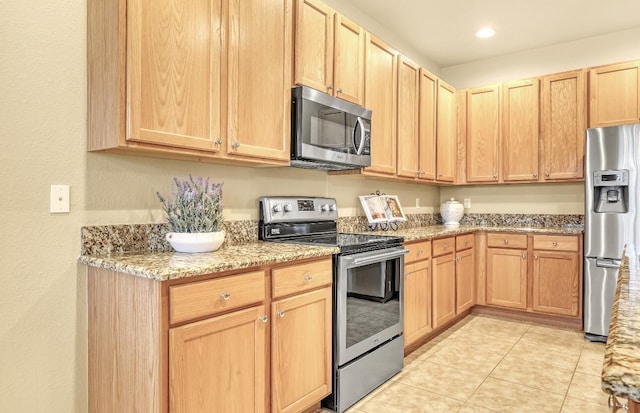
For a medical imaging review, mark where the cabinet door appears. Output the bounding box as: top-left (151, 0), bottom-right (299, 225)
top-left (272, 287), bottom-right (332, 413)
top-left (432, 252), bottom-right (456, 328)
top-left (404, 259), bottom-right (432, 348)
top-left (486, 248), bottom-right (527, 309)
top-left (396, 56), bottom-right (420, 178)
top-left (540, 70), bottom-right (586, 181)
top-left (456, 247), bottom-right (475, 313)
top-left (436, 80), bottom-right (457, 183)
top-left (169, 305), bottom-right (267, 413)
top-left (227, 0), bottom-right (292, 162)
top-left (293, 0), bottom-right (334, 94)
top-left (532, 251), bottom-right (580, 316)
top-left (466, 85), bottom-right (500, 182)
top-left (127, 0), bottom-right (223, 151)
top-left (418, 68), bottom-right (437, 181)
top-left (363, 34), bottom-right (397, 175)
top-left (589, 61), bottom-right (640, 127)
top-left (502, 79), bottom-right (539, 182)
top-left (333, 14), bottom-right (364, 105)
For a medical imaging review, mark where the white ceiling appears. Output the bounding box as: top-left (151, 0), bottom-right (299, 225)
top-left (337, 0), bottom-right (640, 67)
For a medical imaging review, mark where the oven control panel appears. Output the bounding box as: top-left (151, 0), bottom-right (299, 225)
top-left (259, 196), bottom-right (338, 223)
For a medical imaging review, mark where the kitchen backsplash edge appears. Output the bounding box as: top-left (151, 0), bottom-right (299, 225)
top-left (80, 213), bottom-right (583, 256)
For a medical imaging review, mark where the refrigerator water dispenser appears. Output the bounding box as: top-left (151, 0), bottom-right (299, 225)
top-left (593, 169), bottom-right (629, 213)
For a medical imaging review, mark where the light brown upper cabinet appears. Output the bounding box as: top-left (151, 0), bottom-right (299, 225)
top-left (294, 0), bottom-right (365, 105)
top-left (466, 85), bottom-right (500, 183)
top-left (436, 80), bottom-right (457, 183)
top-left (88, 0), bottom-right (292, 165)
top-left (418, 69), bottom-right (438, 182)
top-left (396, 56), bottom-right (420, 179)
top-left (363, 34), bottom-right (398, 176)
top-left (540, 70), bottom-right (586, 181)
top-left (501, 79), bottom-right (540, 182)
top-left (589, 60), bottom-right (640, 127)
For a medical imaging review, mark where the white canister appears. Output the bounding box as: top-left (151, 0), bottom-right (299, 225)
top-left (440, 198), bottom-right (464, 227)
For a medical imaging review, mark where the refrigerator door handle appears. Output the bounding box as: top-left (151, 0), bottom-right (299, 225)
top-left (596, 258), bottom-right (621, 269)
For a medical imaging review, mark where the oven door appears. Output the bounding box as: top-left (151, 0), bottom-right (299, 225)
top-left (336, 247), bottom-right (407, 366)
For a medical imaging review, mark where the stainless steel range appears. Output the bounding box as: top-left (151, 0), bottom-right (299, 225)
top-left (258, 196), bottom-right (407, 413)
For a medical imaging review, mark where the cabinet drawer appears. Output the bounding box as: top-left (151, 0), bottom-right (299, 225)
top-left (272, 258), bottom-right (332, 299)
top-left (170, 270), bottom-right (266, 324)
top-left (456, 234), bottom-right (474, 251)
top-left (487, 233), bottom-right (527, 249)
top-left (406, 259), bottom-right (429, 275)
top-left (405, 240), bottom-right (431, 263)
top-left (432, 237), bottom-right (455, 257)
top-left (533, 235), bottom-right (579, 252)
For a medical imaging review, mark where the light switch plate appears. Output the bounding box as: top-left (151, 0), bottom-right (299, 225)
top-left (50, 185), bottom-right (70, 213)
top-left (463, 198), bottom-right (471, 209)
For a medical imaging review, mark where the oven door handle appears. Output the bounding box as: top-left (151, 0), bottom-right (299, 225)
top-left (351, 249), bottom-right (409, 267)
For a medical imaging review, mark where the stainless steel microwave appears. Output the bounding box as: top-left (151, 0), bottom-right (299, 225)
top-left (291, 86), bottom-right (372, 171)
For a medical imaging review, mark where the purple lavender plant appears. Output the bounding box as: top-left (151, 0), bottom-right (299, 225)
top-left (157, 175), bottom-right (224, 233)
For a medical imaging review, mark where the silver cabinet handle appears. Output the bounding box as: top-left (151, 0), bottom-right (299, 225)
top-left (277, 310), bottom-right (285, 318)
top-left (443, 244), bottom-right (449, 249)
top-left (493, 174), bottom-right (498, 179)
top-left (504, 239), bottom-right (509, 244)
top-left (545, 172), bottom-right (550, 177)
top-left (406, 271), bottom-right (411, 277)
top-left (552, 241), bottom-right (558, 247)
top-left (417, 249), bottom-right (423, 255)
top-left (337, 88), bottom-right (343, 93)
top-left (259, 315), bottom-right (268, 323)
top-left (232, 141), bottom-right (240, 149)
top-left (533, 173), bottom-right (538, 178)
top-left (327, 85), bottom-right (333, 90)
top-left (438, 173), bottom-right (443, 177)
top-left (303, 274), bottom-right (312, 282)
top-left (220, 292), bottom-right (231, 300)
top-left (534, 254), bottom-right (538, 260)
top-left (214, 138), bottom-right (222, 145)
top-left (522, 253), bottom-right (526, 259)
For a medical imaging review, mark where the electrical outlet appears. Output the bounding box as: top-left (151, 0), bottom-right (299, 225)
top-left (463, 198), bottom-right (471, 209)
top-left (415, 198), bottom-right (420, 208)
top-left (50, 185), bottom-right (70, 213)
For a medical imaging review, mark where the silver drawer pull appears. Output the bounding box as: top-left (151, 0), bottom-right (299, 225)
top-left (552, 241), bottom-right (558, 247)
top-left (534, 254), bottom-right (538, 260)
top-left (418, 249), bottom-right (423, 255)
top-left (504, 239), bottom-right (509, 244)
top-left (220, 292), bottom-right (231, 300)
top-left (522, 253), bottom-right (526, 259)
top-left (303, 274), bottom-right (312, 282)
top-left (259, 315), bottom-right (268, 323)
top-left (277, 310), bottom-right (285, 318)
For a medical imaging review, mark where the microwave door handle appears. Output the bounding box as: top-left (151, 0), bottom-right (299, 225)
top-left (353, 117), bottom-right (366, 155)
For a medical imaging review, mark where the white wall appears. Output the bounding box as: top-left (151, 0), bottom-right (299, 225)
top-left (441, 27), bottom-right (640, 89)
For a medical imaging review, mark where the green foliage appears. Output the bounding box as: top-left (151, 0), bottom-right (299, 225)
top-left (157, 175), bottom-right (223, 233)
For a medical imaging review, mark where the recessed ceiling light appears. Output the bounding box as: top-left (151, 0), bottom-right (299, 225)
top-left (476, 27), bottom-right (496, 39)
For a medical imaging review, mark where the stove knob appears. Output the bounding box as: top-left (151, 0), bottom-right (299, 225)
top-left (283, 203), bottom-right (293, 212)
top-left (329, 204), bottom-right (337, 212)
top-left (321, 204), bottom-right (330, 212)
top-left (272, 203), bottom-right (282, 213)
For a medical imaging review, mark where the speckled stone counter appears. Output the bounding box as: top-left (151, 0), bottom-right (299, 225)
top-left (364, 224), bottom-right (583, 242)
top-left (79, 223), bottom-right (582, 281)
top-left (602, 244), bottom-right (640, 403)
top-left (78, 242), bottom-right (339, 281)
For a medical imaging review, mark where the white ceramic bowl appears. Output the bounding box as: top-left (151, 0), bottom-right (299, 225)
top-left (166, 231), bottom-right (225, 253)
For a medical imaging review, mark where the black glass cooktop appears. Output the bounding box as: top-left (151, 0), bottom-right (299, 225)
top-left (276, 232), bottom-right (404, 254)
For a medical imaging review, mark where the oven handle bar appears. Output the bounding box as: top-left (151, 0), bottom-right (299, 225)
top-left (351, 249), bottom-right (408, 267)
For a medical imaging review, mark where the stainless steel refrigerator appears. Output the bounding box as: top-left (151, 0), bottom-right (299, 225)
top-left (584, 123), bottom-right (640, 342)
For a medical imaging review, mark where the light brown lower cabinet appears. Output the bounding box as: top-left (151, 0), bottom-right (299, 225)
top-left (404, 259), bottom-right (432, 346)
top-left (455, 247), bottom-right (475, 313)
top-left (432, 238), bottom-right (456, 329)
top-left (271, 287), bottom-right (332, 413)
top-left (87, 256), bottom-right (333, 413)
top-left (169, 305), bottom-right (268, 413)
top-left (485, 233), bottom-right (582, 319)
top-left (486, 247), bottom-right (528, 309)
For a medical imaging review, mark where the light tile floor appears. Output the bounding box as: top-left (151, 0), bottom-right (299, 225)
top-left (326, 314), bottom-right (617, 413)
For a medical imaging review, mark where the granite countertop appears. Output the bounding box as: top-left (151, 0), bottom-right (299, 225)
top-left (78, 242), bottom-right (339, 281)
top-left (602, 244), bottom-right (640, 402)
top-left (366, 224), bottom-right (583, 242)
top-left (78, 224), bottom-right (582, 281)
